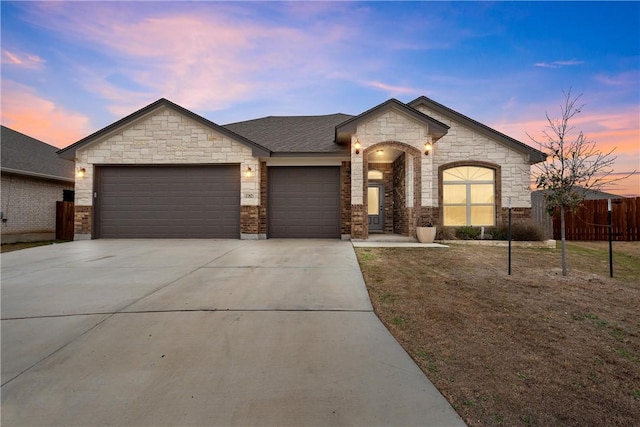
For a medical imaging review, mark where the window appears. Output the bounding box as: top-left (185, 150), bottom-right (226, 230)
top-left (443, 166), bottom-right (495, 226)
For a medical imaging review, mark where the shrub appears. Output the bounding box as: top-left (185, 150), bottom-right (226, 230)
top-left (455, 226), bottom-right (481, 240)
top-left (492, 221), bottom-right (546, 241)
top-left (436, 226), bottom-right (456, 240)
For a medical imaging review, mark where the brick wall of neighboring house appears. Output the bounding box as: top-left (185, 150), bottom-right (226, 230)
top-left (73, 106), bottom-right (260, 238)
top-left (0, 174), bottom-right (73, 243)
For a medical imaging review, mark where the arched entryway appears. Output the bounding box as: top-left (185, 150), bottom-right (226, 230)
top-left (361, 141), bottom-right (422, 239)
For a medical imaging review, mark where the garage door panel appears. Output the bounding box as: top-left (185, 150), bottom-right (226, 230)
top-left (268, 167), bottom-right (340, 238)
top-left (96, 165), bottom-right (240, 238)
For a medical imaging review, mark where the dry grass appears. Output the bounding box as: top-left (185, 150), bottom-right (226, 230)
top-left (356, 241), bottom-right (640, 426)
top-left (0, 240), bottom-right (69, 253)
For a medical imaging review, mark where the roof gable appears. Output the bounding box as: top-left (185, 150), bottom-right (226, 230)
top-left (58, 99), bottom-right (271, 160)
top-left (409, 96), bottom-right (546, 164)
top-left (335, 98), bottom-right (450, 143)
top-left (1, 125), bottom-right (74, 181)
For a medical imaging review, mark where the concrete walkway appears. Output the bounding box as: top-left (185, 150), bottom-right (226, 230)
top-left (1, 239), bottom-right (465, 426)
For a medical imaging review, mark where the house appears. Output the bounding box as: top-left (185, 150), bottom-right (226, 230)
top-left (57, 97), bottom-right (546, 240)
top-left (1, 126), bottom-right (75, 243)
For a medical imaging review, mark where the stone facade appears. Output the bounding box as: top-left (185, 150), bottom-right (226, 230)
top-left (348, 104), bottom-right (534, 238)
top-left (73, 107), bottom-right (260, 238)
top-left (0, 174), bottom-right (74, 243)
top-left (63, 98), bottom-right (538, 241)
top-left (414, 105), bottom-right (532, 209)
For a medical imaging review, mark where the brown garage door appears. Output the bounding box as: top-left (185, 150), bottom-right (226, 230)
top-left (95, 165), bottom-right (240, 238)
top-left (268, 166), bottom-right (340, 238)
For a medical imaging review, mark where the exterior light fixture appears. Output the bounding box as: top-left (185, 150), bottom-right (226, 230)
top-left (354, 139), bottom-right (361, 155)
top-left (245, 166), bottom-right (253, 178)
top-left (76, 168), bottom-right (86, 178)
top-left (424, 142), bottom-right (433, 156)
top-left (376, 149), bottom-right (384, 156)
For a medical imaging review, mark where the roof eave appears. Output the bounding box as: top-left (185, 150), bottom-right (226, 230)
top-left (409, 96), bottom-right (547, 164)
top-left (1, 167), bottom-right (75, 183)
top-left (269, 151), bottom-right (350, 158)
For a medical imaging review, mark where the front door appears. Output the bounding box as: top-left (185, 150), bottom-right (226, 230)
top-left (368, 184), bottom-right (384, 232)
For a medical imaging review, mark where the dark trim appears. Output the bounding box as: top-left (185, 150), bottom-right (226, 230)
top-left (57, 98), bottom-right (271, 160)
top-left (409, 96), bottom-right (547, 164)
top-left (335, 98), bottom-right (450, 143)
top-left (269, 151), bottom-right (349, 158)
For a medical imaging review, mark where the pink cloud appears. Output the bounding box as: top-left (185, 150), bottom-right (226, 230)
top-left (1, 50), bottom-right (45, 69)
top-left (492, 106), bottom-right (640, 197)
top-left (20, 3), bottom-right (354, 114)
top-left (365, 81), bottom-right (420, 96)
top-left (1, 81), bottom-right (91, 148)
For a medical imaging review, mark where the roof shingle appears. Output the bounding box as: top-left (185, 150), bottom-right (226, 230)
top-left (1, 126), bottom-right (74, 181)
top-left (224, 113), bottom-right (353, 154)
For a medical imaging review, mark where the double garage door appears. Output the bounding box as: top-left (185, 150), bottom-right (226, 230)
top-left (94, 165), bottom-right (340, 239)
top-left (95, 165), bottom-right (240, 238)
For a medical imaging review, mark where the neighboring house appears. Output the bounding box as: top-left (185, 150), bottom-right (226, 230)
top-left (57, 97), bottom-right (546, 240)
top-left (1, 126), bottom-right (75, 243)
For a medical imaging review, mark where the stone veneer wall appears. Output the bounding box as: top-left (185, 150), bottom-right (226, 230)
top-left (73, 106), bottom-right (260, 238)
top-left (414, 105), bottom-right (533, 210)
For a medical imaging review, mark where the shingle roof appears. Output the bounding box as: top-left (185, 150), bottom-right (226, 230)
top-left (1, 125), bottom-right (74, 182)
top-left (224, 113), bottom-right (354, 155)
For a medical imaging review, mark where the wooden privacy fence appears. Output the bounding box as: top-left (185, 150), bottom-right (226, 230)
top-left (552, 197), bottom-right (639, 241)
top-left (56, 201), bottom-right (74, 240)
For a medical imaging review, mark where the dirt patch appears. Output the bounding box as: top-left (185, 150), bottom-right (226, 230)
top-left (1, 240), bottom-right (69, 253)
top-left (356, 241), bottom-right (640, 426)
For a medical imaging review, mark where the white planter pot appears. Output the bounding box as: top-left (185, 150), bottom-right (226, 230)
top-left (416, 227), bottom-right (437, 243)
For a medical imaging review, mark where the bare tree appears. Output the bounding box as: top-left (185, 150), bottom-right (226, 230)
top-left (530, 89), bottom-right (628, 276)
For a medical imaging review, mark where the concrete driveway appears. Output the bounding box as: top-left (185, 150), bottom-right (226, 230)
top-left (1, 239), bottom-right (465, 426)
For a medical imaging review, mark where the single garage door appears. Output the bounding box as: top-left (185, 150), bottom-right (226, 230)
top-left (268, 166), bottom-right (340, 238)
top-left (95, 165), bottom-right (240, 238)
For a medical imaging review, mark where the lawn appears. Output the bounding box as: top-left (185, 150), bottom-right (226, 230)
top-left (355, 241), bottom-right (640, 427)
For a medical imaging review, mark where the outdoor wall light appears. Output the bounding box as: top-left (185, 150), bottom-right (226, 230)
top-left (354, 139), bottom-right (361, 155)
top-left (376, 149), bottom-right (384, 156)
top-left (76, 168), bottom-right (86, 178)
top-left (245, 166), bottom-right (253, 178)
top-left (424, 142), bottom-right (433, 156)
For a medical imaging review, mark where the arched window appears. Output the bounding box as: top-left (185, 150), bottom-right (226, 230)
top-left (443, 166), bottom-right (495, 226)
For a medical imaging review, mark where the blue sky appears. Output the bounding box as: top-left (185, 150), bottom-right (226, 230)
top-left (2, 1), bottom-right (639, 195)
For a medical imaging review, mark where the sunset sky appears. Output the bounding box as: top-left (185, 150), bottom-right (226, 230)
top-left (2, 1), bottom-right (638, 196)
